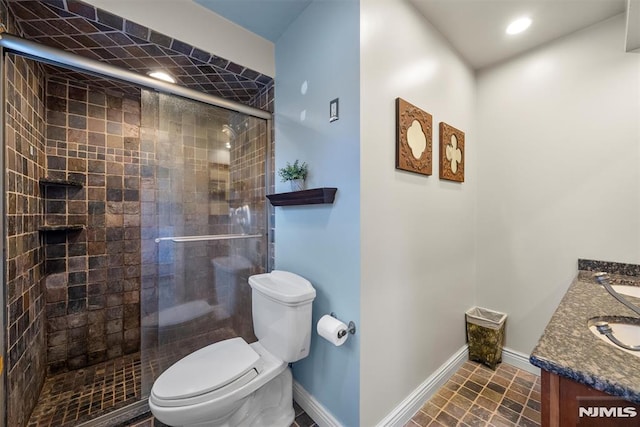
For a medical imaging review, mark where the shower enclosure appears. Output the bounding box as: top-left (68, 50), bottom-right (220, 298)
top-left (139, 91), bottom-right (269, 394)
top-left (1, 32), bottom-right (272, 427)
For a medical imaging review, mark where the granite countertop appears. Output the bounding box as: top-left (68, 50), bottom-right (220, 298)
top-left (530, 259), bottom-right (640, 403)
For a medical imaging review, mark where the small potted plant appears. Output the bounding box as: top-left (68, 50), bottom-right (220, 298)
top-left (278, 160), bottom-right (308, 191)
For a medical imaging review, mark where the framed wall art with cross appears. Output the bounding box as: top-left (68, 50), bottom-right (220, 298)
top-left (439, 122), bottom-right (465, 182)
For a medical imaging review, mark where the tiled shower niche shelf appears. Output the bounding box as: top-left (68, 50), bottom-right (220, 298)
top-left (38, 177), bottom-right (83, 188)
top-left (38, 225), bottom-right (85, 232)
top-left (266, 187), bottom-right (337, 206)
top-left (38, 178), bottom-right (85, 233)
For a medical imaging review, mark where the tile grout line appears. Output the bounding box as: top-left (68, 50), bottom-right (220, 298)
top-left (410, 361), bottom-right (541, 427)
top-left (458, 364), bottom-right (484, 425)
top-left (522, 374), bottom-right (542, 425)
top-left (495, 364), bottom-right (520, 425)
top-left (442, 367), bottom-right (473, 425)
top-left (434, 363), bottom-right (481, 426)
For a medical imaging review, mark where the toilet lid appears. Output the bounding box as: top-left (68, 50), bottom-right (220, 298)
top-left (152, 337), bottom-right (262, 400)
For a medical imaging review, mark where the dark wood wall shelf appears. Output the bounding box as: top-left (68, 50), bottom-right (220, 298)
top-left (39, 225), bottom-right (85, 233)
top-left (267, 187), bottom-right (337, 206)
top-left (39, 178), bottom-right (83, 188)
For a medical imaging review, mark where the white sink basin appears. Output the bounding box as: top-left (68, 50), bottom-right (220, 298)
top-left (612, 285), bottom-right (640, 299)
top-left (589, 318), bottom-right (640, 358)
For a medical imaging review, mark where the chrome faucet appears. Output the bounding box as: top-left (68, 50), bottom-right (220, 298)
top-left (594, 272), bottom-right (640, 316)
top-left (594, 321), bottom-right (640, 351)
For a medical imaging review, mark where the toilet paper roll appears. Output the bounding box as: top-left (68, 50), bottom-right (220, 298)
top-left (317, 314), bottom-right (348, 346)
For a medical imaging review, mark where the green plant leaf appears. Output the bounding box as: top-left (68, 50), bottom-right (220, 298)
top-left (278, 160), bottom-right (308, 182)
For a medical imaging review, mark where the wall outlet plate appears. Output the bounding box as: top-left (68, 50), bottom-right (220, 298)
top-left (330, 98), bottom-right (339, 122)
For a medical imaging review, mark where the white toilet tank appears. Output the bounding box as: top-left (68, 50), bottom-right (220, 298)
top-left (248, 270), bottom-right (316, 363)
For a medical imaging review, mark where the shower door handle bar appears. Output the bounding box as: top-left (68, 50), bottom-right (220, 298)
top-left (154, 234), bottom-right (263, 243)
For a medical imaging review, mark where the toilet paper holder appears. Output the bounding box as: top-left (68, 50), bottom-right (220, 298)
top-left (330, 312), bottom-right (356, 338)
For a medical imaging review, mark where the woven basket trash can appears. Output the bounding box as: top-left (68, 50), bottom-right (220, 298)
top-left (465, 307), bottom-right (507, 370)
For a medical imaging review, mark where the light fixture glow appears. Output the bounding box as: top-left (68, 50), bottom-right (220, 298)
top-left (147, 71), bottom-right (176, 84)
top-left (225, 142), bottom-right (231, 149)
top-left (506, 17), bottom-right (532, 35)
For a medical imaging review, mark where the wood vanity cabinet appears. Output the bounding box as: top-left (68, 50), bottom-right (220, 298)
top-left (541, 370), bottom-right (640, 427)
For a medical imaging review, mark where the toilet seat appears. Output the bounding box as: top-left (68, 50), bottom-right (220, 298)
top-left (151, 337), bottom-right (265, 407)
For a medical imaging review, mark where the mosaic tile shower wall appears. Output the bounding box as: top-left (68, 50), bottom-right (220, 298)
top-left (4, 34), bottom-right (48, 427)
top-left (5, 0), bottom-right (273, 104)
top-left (43, 77), bottom-right (142, 374)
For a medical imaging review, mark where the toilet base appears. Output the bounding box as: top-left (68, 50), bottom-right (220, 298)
top-left (184, 368), bottom-right (295, 427)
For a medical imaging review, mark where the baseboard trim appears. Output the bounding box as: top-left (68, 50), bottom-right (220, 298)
top-left (375, 344), bottom-right (469, 427)
top-left (294, 345), bottom-right (539, 427)
top-left (501, 347), bottom-right (540, 376)
top-left (293, 380), bottom-right (343, 427)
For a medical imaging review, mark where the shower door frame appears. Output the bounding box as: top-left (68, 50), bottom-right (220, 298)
top-left (0, 32), bottom-right (273, 427)
top-left (0, 44), bottom-right (7, 427)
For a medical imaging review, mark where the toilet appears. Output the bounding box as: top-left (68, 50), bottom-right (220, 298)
top-left (148, 270), bottom-right (316, 427)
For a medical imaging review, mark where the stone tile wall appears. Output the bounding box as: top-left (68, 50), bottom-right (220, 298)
top-left (3, 5), bottom-right (48, 427)
top-left (138, 90), bottom-right (158, 395)
top-left (225, 86), bottom-right (273, 337)
top-left (153, 94), bottom-right (242, 324)
top-left (43, 77), bottom-right (141, 373)
top-left (139, 90), bottom-right (272, 394)
top-left (5, 0), bottom-right (273, 104)
top-left (4, 36), bottom-right (48, 427)
top-left (249, 81), bottom-right (275, 269)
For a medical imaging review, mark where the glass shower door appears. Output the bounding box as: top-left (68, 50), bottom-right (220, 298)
top-left (140, 91), bottom-right (269, 396)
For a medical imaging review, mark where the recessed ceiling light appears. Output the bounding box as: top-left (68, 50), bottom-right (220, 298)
top-left (506, 17), bottom-right (532, 35)
top-left (147, 71), bottom-right (176, 84)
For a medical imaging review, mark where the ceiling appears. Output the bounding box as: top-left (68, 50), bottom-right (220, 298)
top-left (408, 0), bottom-right (627, 70)
top-left (5, 0), bottom-right (630, 95)
top-left (194, 0), bottom-right (312, 42)
top-left (194, 0), bottom-right (627, 70)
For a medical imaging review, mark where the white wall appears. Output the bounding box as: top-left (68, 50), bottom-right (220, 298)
top-left (83, 0), bottom-right (275, 76)
top-left (476, 14), bottom-right (640, 355)
top-left (360, 0), bottom-right (476, 425)
top-left (275, 1), bottom-right (360, 426)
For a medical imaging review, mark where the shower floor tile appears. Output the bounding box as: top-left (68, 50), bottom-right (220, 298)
top-left (27, 352), bottom-right (141, 427)
top-left (27, 325), bottom-right (240, 427)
